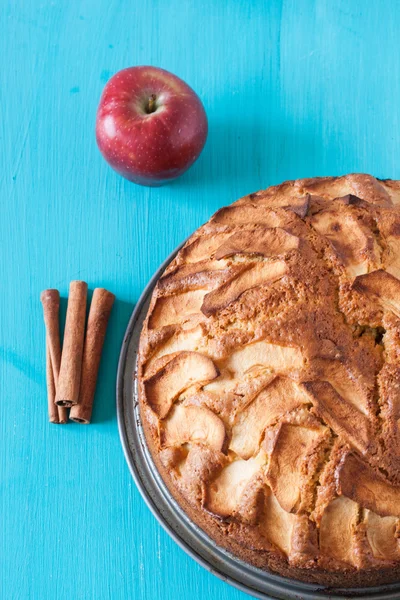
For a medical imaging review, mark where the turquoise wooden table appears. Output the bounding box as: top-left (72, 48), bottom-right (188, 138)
top-left (2, 1), bottom-right (400, 599)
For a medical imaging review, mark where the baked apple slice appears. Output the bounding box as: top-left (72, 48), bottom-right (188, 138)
top-left (266, 423), bottom-right (329, 513)
top-left (230, 377), bottom-right (309, 459)
top-left (214, 227), bottom-right (300, 260)
top-left (225, 340), bottom-right (303, 378)
top-left (149, 289), bottom-right (208, 329)
top-left (319, 496), bottom-right (360, 566)
top-left (158, 259), bottom-right (240, 294)
top-left (259, 490), bottom-right (297, 556)
top-left (201, 260), bottom-right (288, 316)
top-left (364, 510), bottom-right (400, 561)
top-left (353, 270), bottom-right (400, 318)
top-left (377, 213), bottom-right (400, 278)
top-left (160, 404), bottom-right (225, 452)
top-left (205, 453), bottom-right (266, 517)
top-left (311, 207), bottom-right (381, 278)
top-left (145, 324), bottom-right (206, 371)
top-left (211, 205), bottom-right (294, 228)
top-left (144, 351), bottom-right (219, 418)
top-left (244, 192), bottom-right (309, 218)
top-left (337, 453), bottom-right (400, 517)
top-left (315, 359), bottom-right (371, 416)
top-left (301, 381), bottom-right (373, 456)
top-left (260, 491), bottom-right (319, 564)
top-left (384, 234), bottom-right (400, 279)
top-left (178, 445), bottom-right (227, 507)
top-left (179, 231), bottom-right (233, 263)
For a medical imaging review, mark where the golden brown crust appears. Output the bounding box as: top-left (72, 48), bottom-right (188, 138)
top-left (138, 174), bottom-right (400, 587)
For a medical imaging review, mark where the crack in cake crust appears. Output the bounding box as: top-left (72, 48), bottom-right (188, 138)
top-left (138, 174), bottom-right (400, 587)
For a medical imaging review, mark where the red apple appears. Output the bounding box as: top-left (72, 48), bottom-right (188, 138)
top-left (95, 66), bottom-right (208, 186)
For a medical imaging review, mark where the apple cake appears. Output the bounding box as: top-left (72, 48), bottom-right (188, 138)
top-left (138, 174), bottom-right (400, 587)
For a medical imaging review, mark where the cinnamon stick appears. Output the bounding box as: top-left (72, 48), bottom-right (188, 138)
top-left (45, 340), bottom-right (60, 423)
top-left (45, 341), bottom-right (68, 423)
top-left (56, 281), bottom-right (88, 407)
top-left (41, 289), bottom-right (62, 377)
top-left (40, 289), bottom-right (68, 423)
top-left (70, 288), bottom-right (115, 424)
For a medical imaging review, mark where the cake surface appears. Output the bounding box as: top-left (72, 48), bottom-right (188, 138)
top-left (138, 174), bottom-right (400, 587)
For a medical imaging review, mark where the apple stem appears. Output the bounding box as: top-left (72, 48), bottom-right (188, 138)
top-left (146, 94), bottom-right (157, 114)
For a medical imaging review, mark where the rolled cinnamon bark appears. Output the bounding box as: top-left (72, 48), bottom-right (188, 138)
top-left (40, 289), bottom-right (68, 423)
top-left (58, 405), bottom-right (69, 424)
top-left (41, 289), bottom-right (62, 377)
top-left (45, 341), bottom-right (60, 423)
top-left (70, 288), bottom-right (115, 423)
top-left (56, 281), bottom-right (88, 407)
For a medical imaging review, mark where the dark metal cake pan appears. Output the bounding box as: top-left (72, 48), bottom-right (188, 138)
top-left (117, 244), bottom-right (400, 600)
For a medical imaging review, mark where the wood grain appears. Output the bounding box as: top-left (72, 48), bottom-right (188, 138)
top-left (1, 0), bottom-right (400, 599)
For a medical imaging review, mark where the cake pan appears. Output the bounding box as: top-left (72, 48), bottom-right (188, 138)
top-left (117, 243), bottom-right (400, 600)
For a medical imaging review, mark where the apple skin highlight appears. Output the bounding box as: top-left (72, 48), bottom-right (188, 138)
top-left (96, 66), bottom-right (208, 186)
